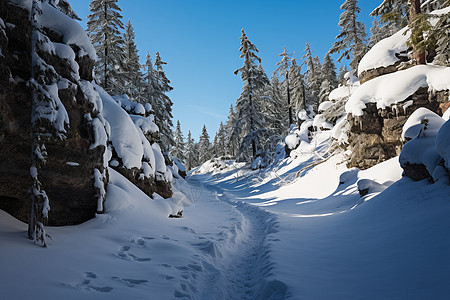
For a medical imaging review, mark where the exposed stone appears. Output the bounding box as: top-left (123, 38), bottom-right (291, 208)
top-left (401, 163), bottom-right (431, 181)
top-left (347, 87), bottom-right (447, 170)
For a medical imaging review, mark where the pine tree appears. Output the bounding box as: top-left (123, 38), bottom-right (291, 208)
top-left (368, 18), bottom-right (391, 48)
top-left (233, 29), bottom-right (269, 161)
top-left (338, 65), bottom-right (349, 85)
top-left (330, 0), bottom-right (368, 75)
top-left (198, 125), bottom-right (212, 164)
top-left (274, 47), bottom-right (295, 125)
top-left (302, 43), bottom-right (321, 112)
top-left (152, 52), bottom-right (174, 152)
top-left (266, 75), bottom-right (286, 135)
top-left (370, 0), bottom-right (409, 34)
top-left (185, 130), bottom-right (198, 171)
top-left (46, 0), bottom-right (80, 20)
top-left (213, 122), bottom-right (227, 158)
top-left (224, 104), bottom-right (238, 156)
top-left (430, 1), bottom-right (450, 66)
top-left (87, 0), bottom-right (125, 94)
top-left (319, 52), bottom-right (338, 103)
top-left (289, 59), bottom-right (307, 126)
top-left (172, 120), bottom-right (186, 163)
top-left (121, 19), bottom-right (144, 101)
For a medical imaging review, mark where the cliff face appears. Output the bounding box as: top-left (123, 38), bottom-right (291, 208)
top-left (0, 1), bottom-right (172, 226)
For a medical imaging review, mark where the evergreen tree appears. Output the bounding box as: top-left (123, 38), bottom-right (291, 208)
top-left (121, 19), bottom-right (144, 101)
top-left (172, 120), bottom-right (186, 163)
top-left (213, 122), bottom-right (227, 158)
top-left (430, 1), bottom-right (450, 66)
top-left (152, 52), bottom-right (174, 152)
top-left (274, 47), bottom-right (295, 125)
top-left (267, 75), bottom-right (286, 135)
top-left (302, 43), bottom-right (321, 111)
top-left (224, 104), bottom-right (238, 156)
top-left (330, 0), bottom-right (368, 75)
top-left (185, 130), bottom-right (198, 171)
top-left (198, 125), bottom-right (212, 164)
top-left (233, 29), bottom-right (269, 161)
top-left (319, 52), bottom-right (338, 103)
top-left (46, 0), bottom-right (80, 20)
top-left (368, 18), bottom-right (391, 48)
top-left (289, 58), bottom-right (307, 126)
top-left (87, 0), bottom-right (125, 94)
top-left (338, 65), bottom-right (349, 85)
top-left (370, 0), bottom-right (409, 34)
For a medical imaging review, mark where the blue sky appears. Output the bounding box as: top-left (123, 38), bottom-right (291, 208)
top-left (71, 0), bottom-right (381, 141)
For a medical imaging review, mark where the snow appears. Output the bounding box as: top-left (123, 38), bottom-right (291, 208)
top-left (401, 107), bottom-right (445, 140)
top-left (285, 132), bottom-right (299, 150)
top-left (38, 2), bottom-right (97, 60)
top-left (346, 65), bottom-right (450, 116)
top-left (435, 120), bottom-right (450, 169)
top-left (97, 86), bottom-right (144, 169)
top-left (318, 100), bottom-right (333, 112)
top-left (400, 108), bottom-right (448, 179)
top-left (130, 114), bottom-right (159, 134)
top-left (358, 27), bottom-right (409, 76)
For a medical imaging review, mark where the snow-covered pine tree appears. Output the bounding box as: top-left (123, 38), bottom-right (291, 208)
top-left (152, 52), bottom-right (174, 152)
top-left (338, 64), bottom-right (349, 85)
top-left (213, 122), bottom-right (227, 158)
top-left (87, 0), bottom-right (124, 94)
top-left (121, 19), bottom-right (144, 101)
top-left (45, 0), bottom-right (80, 20)
top-left (233, 29), bottom-right (269, 161)
top-left (266, 75), bottom-right (286, 136)
top-left (319, 52), bottom-right (338, 103)
top-left (185, 130), bottom-right (198, 170)
top-left (274, 47), bottom-right (295, 126)
top-left (302, 43), bottom-right (321, 112)
top-left (430, 0), bottom-right (450, 66)
top-left (224, 104), bottom-right (238, 157)
top-left (289, 58), bottom-right (307, 126)
top-left (370, 0), bottom-right (409, 35)
top-left (172, 120), bottom-right (186, 163)
top-left (330, 0), bottom-right (368, 75)
top-left (368, 18), bottom-right (391, 48)
top-left (198, 125), bottom-right (212, 164)
top-left (28, 0), bottom-right (70, 247)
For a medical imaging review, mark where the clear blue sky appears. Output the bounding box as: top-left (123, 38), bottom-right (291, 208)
top-left (71, 0), bottom-right (381, 141)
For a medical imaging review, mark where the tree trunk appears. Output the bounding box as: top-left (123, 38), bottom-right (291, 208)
top-left (409, 0), bottom-right (426, 65)
top-left (286, 70), bottom-right (293, 126)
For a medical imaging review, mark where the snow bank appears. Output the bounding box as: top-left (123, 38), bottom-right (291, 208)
top-left (400, 108), bottom-right (450, 181)
top-left (358, 27), bottom-right (409, 76)
top-left (346, 65), bottom-right (450, 116)
top-left (38, 2), bottom-right (96, 60)
top-left (97, 86), bottom-right (144, 169)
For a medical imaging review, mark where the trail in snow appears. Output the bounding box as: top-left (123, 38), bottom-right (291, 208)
top-left (184, 177), bottom-right (289, 300)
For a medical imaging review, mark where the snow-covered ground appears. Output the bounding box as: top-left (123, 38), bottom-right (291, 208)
top-left (2, 131), bottom-right (450, 300)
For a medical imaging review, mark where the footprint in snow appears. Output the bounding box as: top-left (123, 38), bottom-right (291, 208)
top-left (63, 272), bottom-right (113, 293)
top-left (116, 245), bottom-right (152, 262)
top-left (112, 276), bottom-right (148, 287)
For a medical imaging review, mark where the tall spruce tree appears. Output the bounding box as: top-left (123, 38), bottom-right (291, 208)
top-left (213, 122), bottom-right (227, 158)
top-left (87, 0), bottom-right (125, 94)
top-left (370, 0), bottom-right (409, 34)
top-left (152, 52), bottom-right (174, 152)
top-left (319, 52), bottom-right (338, 103)
top-left (172, 120), bottom-right (186, 163)
top-left (330, 0), bottom-right (368, 75)
top-left (289, 59), bottom-right (307, 126)
top-left (302, 43), bottom-right (321, 112)
top-left (368, 18), bottom-right (391, 48)
top-left (46, 0), bottom-right (81, 19)
top-left (121, 19), bottom-right (144, 101)
top-left (233, 29), bottom-right (269, 161)
top-left (430, 1), bottom-right (450, 66)
top-left (185, 130), bottom-right (198, 171)
top-left (225, 104), bottom-right (238, 157)
top-left (198, 125), bottom-right (212, 164)
top-left (274, 47), bottom-right (295, 125)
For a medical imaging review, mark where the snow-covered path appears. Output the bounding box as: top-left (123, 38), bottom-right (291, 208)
top-left (182, 177), bottom-right (288, 299)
